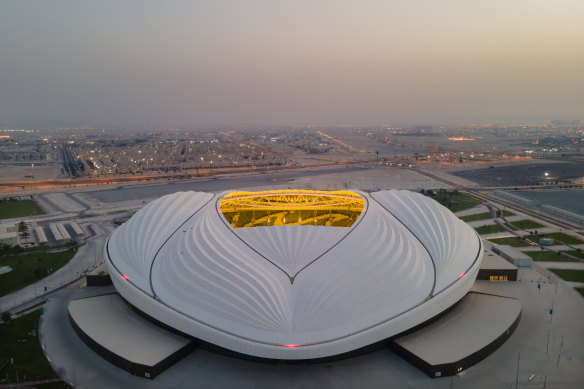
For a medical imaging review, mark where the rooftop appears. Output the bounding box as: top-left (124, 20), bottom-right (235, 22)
top-left (219, 190), bottom-right (364, 228)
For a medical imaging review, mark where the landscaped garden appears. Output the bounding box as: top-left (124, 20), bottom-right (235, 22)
top-left (474, 224), bottom-right (507, 235)
top-left (523, 250), bottom-right (577, 262)
top-left (487, 237), bottom-right (531, 247)
top-left (0, 199), bottom-right (45, 220)
top-left (504, 219), bottom-right (544, 230)
top-left (420, 189), bottom-right (483, 212)
top-left (549, 269), bottom-right (584, 283)
top-left (0, 249), bottom-right (76, 297)
top-left (0, 310), bottom-right (66, 388)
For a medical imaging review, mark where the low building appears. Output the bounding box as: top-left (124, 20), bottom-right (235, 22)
top-left (56, 223), bottom-right (72, 242)
top-left (491, 245), bottom-right (532, 267)
top-left (539, 237), bottom-right (554, 246)
top-left (35, 226), bottom-right (48, 245)
top-left (49, 223), bottom-right (66, 243)
top-left (477, 249), bottom-right (518, 281)
top-left (69, 221), bottom-right (84, 236)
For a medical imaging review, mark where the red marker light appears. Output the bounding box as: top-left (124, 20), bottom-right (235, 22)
top-left (281, 344), bottom-right (300, 348)
top-left (121, 274), bottom-right (130, 280)
top-left (457, 272), bottom-right (465, 280)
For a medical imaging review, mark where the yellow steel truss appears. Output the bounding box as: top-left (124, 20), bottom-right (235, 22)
top-left (219, 190), bottom-right (364, 228)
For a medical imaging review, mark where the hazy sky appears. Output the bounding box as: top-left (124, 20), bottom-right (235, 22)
top-left (1, 1), bottom-right (583, 127)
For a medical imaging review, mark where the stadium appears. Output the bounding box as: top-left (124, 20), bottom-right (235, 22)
top-left (102, 189), bottom-right (483, 361)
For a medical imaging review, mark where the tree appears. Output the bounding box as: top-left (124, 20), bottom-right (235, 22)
top-left (1, 311), bottom-right (11, 322)
top-left (18, 221), bottom-right (29, 240)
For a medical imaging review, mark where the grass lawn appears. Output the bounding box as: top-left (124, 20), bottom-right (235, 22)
top-left (0, 250), bottom-right (76, 297)
top-left (524, 233), bottom-right (584, 246)
top-left (474, 224), bottom-right (506, 235)
top-left (524, 250), bottom-right (577, 262)
top-left (0, 199), bottom-right (45, 220)
top-left (545, 233), bottom-right (584, 245)
top-left (487, 237), bottom-right (532, 247)
top-left (460, 212), bottom-right (492, 222)
top-left (0, 242), bottom-right (77, 257)
top-left (576, 287), bottom-right (584, 297)
top-left (565, 250), bottom-right (584, 260)
top-left (505, 219), bottom-right (544, 230)
top-left (0, 310), bottom-right (66, 386)
top-left (549, 268), bottom-right (584, 283)
top-left (448, 192), bottom-right (484, 213)
top-left (15, 300), bottom-right (47, 315)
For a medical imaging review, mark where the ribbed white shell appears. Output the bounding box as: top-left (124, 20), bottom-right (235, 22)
top-left (105, 189), bottom-right (482, 359)
top-left (107, 191), bottom-right (213, 293)
top-left (371, 190), bottom-right (480, 294)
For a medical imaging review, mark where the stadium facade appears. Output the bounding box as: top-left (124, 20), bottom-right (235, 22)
top-left (104, 189), bottom-right (483, 360)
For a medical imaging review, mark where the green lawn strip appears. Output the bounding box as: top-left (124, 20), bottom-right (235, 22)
top-left (523, 250), bottom-right (577, 262)
top-left (474, 224), bottom-right (507, 235)
top-left (505, 219), bottom-right (544, 230)
top-left (1, 245), bottom-right (48, 256)
top-left (0, 200), bottom-right (45, 220)
top-left (575, 287), bottom-right (584, 297)
top-left (423, 190), bottom-right (484, 213)
top-left (0, 250), bottom-right (76, 297)
top-left (524, 233), bottom-right (584, 246)
top-left (549, 269), bottom-right (584, 283)
top-left (40, 382), bottom-right (73, 389)
top-left (460, 212), bottom-right (492, 222)
top-left (487, 237), bottom-right (532, 247)
top-left (448, 192), bottom-right (484, 213)
top-left (0, 242), bottom-right (78, 257)
top-left (544, 232), bottom-right (584, 245)
top-left (0, 310), bottom-right (61, 384)
top-left (564, 250), bottom-right (584, 260)
top-left (15, 300), bottom-right (47, 316)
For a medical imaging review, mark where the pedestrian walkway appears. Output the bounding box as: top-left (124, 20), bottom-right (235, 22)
top-left (0, 231), bottom-right (109, 313)
top-left (0, 378), bottom-right (62, 388)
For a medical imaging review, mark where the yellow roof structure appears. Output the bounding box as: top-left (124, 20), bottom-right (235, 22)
top-left (219, 190), bottom-right (364, 228)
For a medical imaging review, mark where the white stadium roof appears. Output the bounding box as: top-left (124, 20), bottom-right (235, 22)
top-left (105, 189), bottom-right (482, 359)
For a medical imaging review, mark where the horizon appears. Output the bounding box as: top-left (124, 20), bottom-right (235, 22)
top-left (1, 1), bottom-right (583, 127)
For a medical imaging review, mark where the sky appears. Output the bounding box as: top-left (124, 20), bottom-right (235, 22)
top-left (1, 1), bottom-right (583, 127)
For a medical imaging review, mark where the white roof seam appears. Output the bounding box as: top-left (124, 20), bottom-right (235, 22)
top-left (369, 191), bottom-right (437, 298)
top-left (148, 193), bottom-right (216, 297)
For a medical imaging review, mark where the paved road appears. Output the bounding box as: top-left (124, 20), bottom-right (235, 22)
top-left (86, 165), bottom-right (371, 202)
top-left (0, 378), bottom-right (62, 388)
top-left (0, 227), bottom-right (110, 313)
top-left (39, 265), bottom-right (584, 389)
